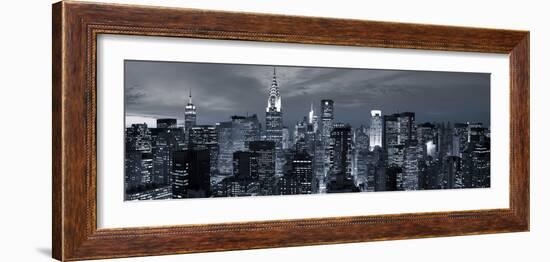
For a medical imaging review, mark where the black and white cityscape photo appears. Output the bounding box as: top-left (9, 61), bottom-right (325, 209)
top-left (124, 60), bottom-right (491, 201)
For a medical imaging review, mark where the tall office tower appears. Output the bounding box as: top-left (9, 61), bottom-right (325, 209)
top-left (216, 115), bottom-right (261, 176)
top-left (326, 124), bottom-right (357, 193)
top-left (124, 124), bottom-right (154, 199)
top-left (124, 152), bottom-right (153, 196)
top-left (382, 115), bottom-right (401, 167)
top-left (308, 102), bottom-right (315, 124)
top-left (282, 127), bottom-right (290, 150)
top-left (232, 151), bottom-right (260, 181)
top-left (294, 116), bottom-right (308, 144)
top-left (231, 151), bottom-right (261, 196)
top-left (265, 68), bottom-right (283, 149)
top-left (368, 147), bottom-right (386, 192)
top-left (312, 115), bottom-right (319, 133)
top-left (467, 122), bottom-right (483, 143)
top-left (416, 122), bottom-right (437, 160)
top-left (172, 149), bottom-right (211, 199)
top-left (313, 135), bottom-right (325, 191)
top-left (249, 141), bottom-right (276, 183)
top-left (125, 123), bottom-right (152, 152)
top-left (470, 141), bottom-right (490, 188)
top-left (290, 152), bottom-right (314, 194)
top-left (383, 115), bottom-right (399, 149)
top-left (189, 125), bottom-right (219, 176)
top-left (295, 137), bottom-right (308, 153)
top-left (309, 102), bottom-right (319, 134)
top-left (354, 126), bottom-right (370, 191)
top-left (320, 99), bottom-right (335, 147)
top-left (184, 89), bottom-right (197, 131)
top-left (320, 99), bottom-right (335, 177)
top-left (397, 112), bottom-right (416, 145)
top-left (443, 155), bottom-right (464, 189)
top-left (215, 121), bottom-right (233, 176)
top-left (369, 110), bottom-right (383, 151)
top-left (306, 102), bottom-right (319, 148)
top-left (189, 125), bottom-right (217, 147)
top-left (355, 125), bottom-right (370, 152)
top-left (401, 142), bottom-right (421, 190)
top-left (421, 161), bottom-right (441, 190)
top-left (453, 123), bottom-right (469, 156)
top-left (150, 127), bottom-right (181, 186)
top-left (355, 149), bottom-right (369, 191)
top-left (305, 121), bottom-right (317, 156)
top-left (387, 145), bottom-right (405, 167)
top-left (468, 122), bottom-right (487, 144)
top-left (437, 122), bottom-right (453, 158)
top-left (383, 112), bottom-right (415, 148)
top-left (156, 118), bottom-right (177, 129)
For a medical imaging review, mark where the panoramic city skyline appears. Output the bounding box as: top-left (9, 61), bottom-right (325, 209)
top-left (125, 60), bottom-right (491, 131)
top-left (124, 60), bottom-right (491, 201)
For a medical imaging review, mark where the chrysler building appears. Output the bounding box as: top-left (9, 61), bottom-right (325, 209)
top-left (265, 68), bottom-right (283, 150)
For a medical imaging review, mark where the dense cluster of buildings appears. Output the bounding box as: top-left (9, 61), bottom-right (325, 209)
top-left (125, 68), bottom-right (491, 201)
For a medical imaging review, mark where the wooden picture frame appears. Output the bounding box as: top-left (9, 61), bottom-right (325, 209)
top-left (52, 1), bottom-right (529, 261)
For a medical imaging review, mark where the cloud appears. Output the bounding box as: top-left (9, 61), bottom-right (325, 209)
top-left (124, 60), bottom-right (491, 130)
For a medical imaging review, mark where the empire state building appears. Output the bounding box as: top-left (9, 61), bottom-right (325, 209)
top-left (265, 68), bottom-right (283, 151)
top-left (184, 89), bottom-right (196, 130)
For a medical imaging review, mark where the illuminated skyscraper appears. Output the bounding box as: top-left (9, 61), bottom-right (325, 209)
top-left (265, 68), bottom-right (283, 150)
top-left (308, 102), bottom-right (315, 124)
top-left (216, 115), bottom-right (261, 176)
top-left (416, 122), bottom-right (437, 160)
top-left (320, 99), bottom-right (334, 177)
top-left (291, 152), bottom-right (313, 194)
top-left (453, 123), bottom-right (469, 156)
top-left (189, 125), bottom-right (219, 176)
top-left (397, 112), bottom-right (415, 145)
top-left (443, 155), bottom-right (463, 189)
top-left (309, 102), bottom-right (319, 134)
top-left (354, 126), bottom-right (370, 191)
top-left (383, 114), bottom-right (399, 167)
top-left (401, 142), bottom-right (421, 190)
top-left (294, 117), bottom-right (308, 143)
top-left (369, 110), bottom-right (383, 151)
top-left (125, 124), bottom-right (153, 198)
top-left (125, 123), bottom-right (152, 152)
top-left (150, 127), bottom-right (181, 186)
top-left (184, 89), bottom-right (197, 131)
top-left (282, 127), bottom-right (290, 150)
top-left (249, 141), bottom-right (276, 184)
top-left (320, 99), bottom-right (334, 147)
top-left (470, 141), bottom-right (490, 188)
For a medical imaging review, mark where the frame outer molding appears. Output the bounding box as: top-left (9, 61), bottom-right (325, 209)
top-left (52, 1), bottom-right (529, 261)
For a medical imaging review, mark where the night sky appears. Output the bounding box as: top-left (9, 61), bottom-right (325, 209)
top-left (124, 60), bottom-right (490, 130)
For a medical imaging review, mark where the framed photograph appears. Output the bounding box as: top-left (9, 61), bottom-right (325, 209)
top-left (52, 1), bottom-right (529, 261)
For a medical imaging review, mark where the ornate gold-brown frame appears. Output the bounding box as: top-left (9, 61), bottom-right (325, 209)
top-left (52, 1), bottom-right (529, 261)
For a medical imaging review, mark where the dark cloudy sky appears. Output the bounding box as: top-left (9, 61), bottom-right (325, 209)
top-left (124, 60), bottom-right (490, 129)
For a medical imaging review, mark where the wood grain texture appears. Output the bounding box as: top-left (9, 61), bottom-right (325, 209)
top-left (52, 2), bottom-right (63, 260)
top-left (52, 1), bottom-right (530, 261)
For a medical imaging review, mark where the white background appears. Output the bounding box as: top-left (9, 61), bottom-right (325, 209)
top-left (0, 0), bottom-right (547, 261)
top-left (98, 35), bottom-right (509, 228)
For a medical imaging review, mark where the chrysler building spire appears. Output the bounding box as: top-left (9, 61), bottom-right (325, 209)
top-left (266, 67), bottom-right (282, 112)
